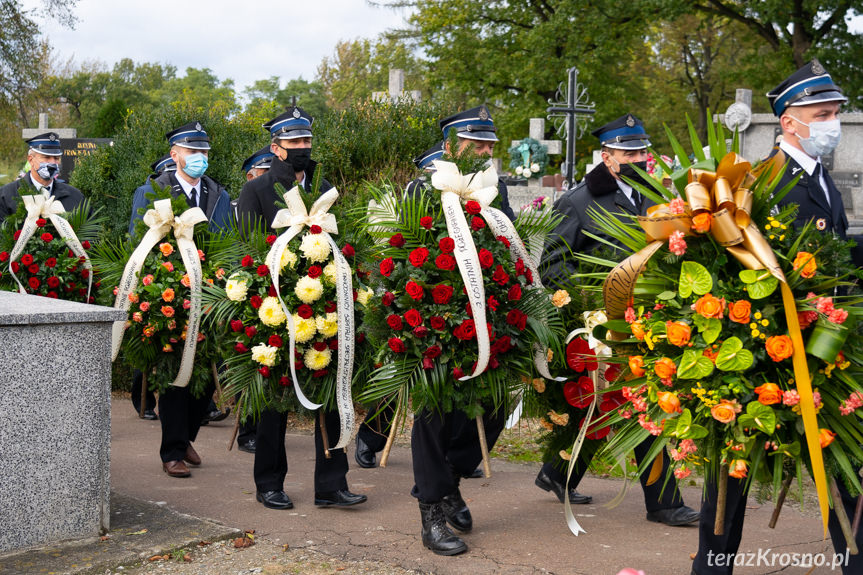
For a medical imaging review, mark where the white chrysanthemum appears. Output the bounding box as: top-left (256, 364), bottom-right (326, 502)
top-left (295, 275), bottom-right (324, 304)
top-left (293, 314), bottom-right (317, 343)
top-left (304, 347), bottom-right (332, 370)
top-left (356, 287), bottom-right (373, 306)
top-left (280, 248), bottom-right (298, 271)
top-left (258, 296), bottom-right (286, 327)
top-left (300, 233), bottom-right (331, 263)
top-left (316, 312), bottom-right (339, 338)
top-left (225, 275), bottom-right (248, 301)
top-left (323, 261), bottom-right (337, 284)
top-left (250, 343), bottom-right (277, 366)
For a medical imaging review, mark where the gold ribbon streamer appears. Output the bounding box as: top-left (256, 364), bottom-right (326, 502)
top-left (602, 154), bottom-right (829, 534)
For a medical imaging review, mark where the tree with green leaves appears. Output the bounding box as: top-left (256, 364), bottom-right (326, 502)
top-left (243, 76), bottom-right (328, 120)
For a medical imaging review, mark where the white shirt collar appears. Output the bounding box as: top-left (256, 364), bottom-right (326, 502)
top-left (175, 172), bottom-right (200, 199)
top-left (28, 173), bottom-right (53, 196)
top-left (617, 178), bottom-right (635, 202)
top-left (779, 139), bottom-right (819, 177)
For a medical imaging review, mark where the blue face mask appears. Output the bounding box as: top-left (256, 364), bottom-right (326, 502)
top-left (793, 118), bottom-right (841, 158)
top-left (182, 153), bottom-right (208, 179)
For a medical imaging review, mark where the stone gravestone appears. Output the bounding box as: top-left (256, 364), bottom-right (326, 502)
top-left (58, 137), bottom-right (114, 182)
top-left (0, 292), bottom-right (124, 553)
top-left (372, 68), bottom-right (421, 103)
top-left (507, 118), bottom-right (564, 211)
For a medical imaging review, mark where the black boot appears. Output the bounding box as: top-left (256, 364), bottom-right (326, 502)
top-left (419, 502), bottom-right (468, 556)
top-left (440, 488), bottom-right (472, 532)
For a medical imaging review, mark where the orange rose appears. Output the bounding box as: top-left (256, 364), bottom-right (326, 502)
top-left (654, 357), bottom-right (677, 379)
top-left (159, 242), bottom-right (174, 257)
top-left (631, 321), bottom-right (646, 341)
top-left (728, 459), bottom-right (749, 479)
top-left (819, 428), bottom-right (837, 448)
top-left (728, 300), bottom-right (751, 324)
top-left (629, 355), bottom-right (646, 377)
top-left (692, 212), bottom-right (712, 233)
top-left (765, 335), bottom-right (793, 362)
top-left (666, 321), bottom-right (691, 346)
top-left (792, 251), bottom-right (817, 279)
top-left (754, 382), bottom-right (782, 405)
top-left (694, 293), bottom-right (726, 319)
top-left (703, 347), bottom-right (719, 362)
top-left (162, 288), bottom-right (175, 302)
top-left (710, 399), bottom-right (740, 424)
top-left (658, 391), bottom-right (681, 414)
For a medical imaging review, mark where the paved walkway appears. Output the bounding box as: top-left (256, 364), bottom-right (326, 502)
top-left (2, 400), bottom-right (844, 575)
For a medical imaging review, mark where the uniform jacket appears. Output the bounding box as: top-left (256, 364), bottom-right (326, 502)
top-left (128, 171), bottom-right (231, 239)
top-left (540, 163), bottom-right (652, 287)
top-left (235, 155), bottom-right (332, 234)
top-left (0, 174), bottom-right (85, 224)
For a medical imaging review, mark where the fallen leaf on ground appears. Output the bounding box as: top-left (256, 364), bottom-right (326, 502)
top-left (129, 529), bottom-right (148, 535)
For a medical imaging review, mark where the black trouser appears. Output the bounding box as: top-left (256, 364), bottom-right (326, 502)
top-left (356, 401), bottom-right (396, 453)
top-left (411, 407), bottom-right (507, 503)
top-left (552, 435), bottom-right (683, 513)
top-left (692, 474), bottom-right (863, 574)
top-left (131, 369), bottom-right (156, 412)
top-left (158, 383), bottom-right (212, 463)
top-left (253, 408), bottom-right (349, 493)
top-left (237, 418), bottom-right (256, 446)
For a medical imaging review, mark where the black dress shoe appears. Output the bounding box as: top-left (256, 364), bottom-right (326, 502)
top-left (535, 469), bottom-right (593, 504)
top-left (440, 488), bottom-right (472, 532)
top-left (256, 490), bottom-right (293, 510)
top-left (467, 467), bottom-right (483, 479)
top-left (202, 407), bottom-right (230, 425)
top-left (354, 435), bottom-right (377, 468)
top-left (315, 490), bottom-right (368, 507)
top-left (238, 438), bottom-right (257, 454)
top-left (419, 502), bottom-right (467, 556)
top-left (141, 409), bottom-right (158, 420)
top-left (646, 505), bottom-right (700, 526)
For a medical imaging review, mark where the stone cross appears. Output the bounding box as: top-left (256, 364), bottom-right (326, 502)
top-left (21, 113), bottom-right (77, 140)
top-left (372, 68), bottom-right (421, 103)
top-left (512, 118), bottom-right (563, 155)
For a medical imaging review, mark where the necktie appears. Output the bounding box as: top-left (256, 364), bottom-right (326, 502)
top-left (813, 164), bottom-right (830, 207)
top-left (190, 188), bottom-right (198, 208)
top-left (633, 190), bottom-right (643, 213)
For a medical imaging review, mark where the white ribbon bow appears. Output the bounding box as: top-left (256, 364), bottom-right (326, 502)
top-left (111, 199), bottom-right (208, 389)
top-left (266, 186), bottom-right (355, 450)
top-left (9, 195), bottom-right (94, 300)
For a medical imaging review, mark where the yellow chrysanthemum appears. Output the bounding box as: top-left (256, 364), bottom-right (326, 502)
top-left (356, 287), bottom-right (373, 306)
top-left (280, 248), bottom-right (298, 271)
top-left (258, 296), bottom-right (286, 327)
top-left (304, 347), bottom-right (332, 370)
top-left (250, 343), bottom-right (277, 366)
top-left (323, 262), bottom-right (337, 284)
top-left (293, 314), bottom-right (317, 343)
top-left (225, 275), bottom-right (248, 301)
top-left (300, 233), bottom-right (331, 263)
top-left (294, 275), bottom-right (324, 304)
top-left (316, 312), bottom-right (339, 338)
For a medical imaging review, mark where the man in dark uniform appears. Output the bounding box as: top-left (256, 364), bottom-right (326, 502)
top-left (0, 133), bottom-right (85, 223)
top-left (539, 114), bottom-right (700, 526)
top-left (691, 60), bottom-right (862, 575)
top-left (128, 122), bottom-right (231, 478)
top-left (235, 107), bottom-right (366, 510)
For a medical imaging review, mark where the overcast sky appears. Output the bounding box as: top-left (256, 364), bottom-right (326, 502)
top-left (28, 0), bottom-right (412, 92)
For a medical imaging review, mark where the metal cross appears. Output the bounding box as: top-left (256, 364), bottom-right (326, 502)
top-left (547, 67), bottom-right (596, 190)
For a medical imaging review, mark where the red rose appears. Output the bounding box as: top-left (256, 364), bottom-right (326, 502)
top-left (324, 300), bottom-right (337, 313)
top-left (279, 376), bottom-right (292, 387)
top-left (245, 326), bottom-right (257, 339)
top-left (297, 304), bottom-right (314, 319)
top-left (420, 216), bottom-right (433, 229)
top-left (41, 232), bottom-right (53, 242)
top-left (353, 289), bottom-right (358, 301)
top-left (470, 216), bottom-right (485, 231)
top-left (525, 269), bottom-right (533, 283)
top-left (506, 308), bottom-right (522, 326)
top-left (454, 319), bottom-right (476, 341)
top-left (424, 345), bottom-right (442, 358)
top-left (413, 325), bottom-right (429, 338)
top-left (508, 284), bottom-right (522, 301)
top-left (11, 261), bottom-right (19, 273)
top-left (47, 291), bottom-right (58, 299)
top-left (492, 265), bottom-right (510, 286)
top-left (257, 264), bottom-right (269, 277)
top-left (409, 247), bottom-right (429, 267)
top-left (387, 314), bottom-right (404, 330)
top-left (36, 218), bottom-right (46, 227)
top-left (388, 337), bottom-right (406, 353)
top-left (465, 200), bottom-right (481, 215)
top-left (267, 285), bottom-right (277, 297)
top-left (250, 295), bottom-right (263, 309)
top-left (28, 263), bottom-right (39, 274)
top-left (487, 295), bottom-right (499, 311)
top-left (258, 366), bottom-right (270, 377)
top-left (381, 292), bottom-right (395, 306)
top-left (422, 357), bottom-right (434, 369)
top-left (435, 254), bottom-right (456, 270)
top-left (0, 252), bottom-right (8, 262)
top-left (439, 237), bottom-right (455, 253)
top-left (404, 309), bottom-right (423, 327)
top-left (328, 338), bottom-right (338, 350)
top-left (81, 269), bottom-right (90, 279)
top-left (268, 334), bottom-right (283, 348)
top-left (389, 233), bottom-right (405, 248)
top-left (564, 376), bottom-right (595, 408)
top-left (81, 240), bottom-right (91, 250)
top-left (453, 367), bottom-right (465, 379)
top-left (235, 342), bottom-right (249, 353)
top-left (241, 255), bottom-right (254, 267)
top-left (309, 224), bottom-right (322, 234)
top-left (478, 248), bottom-right (494, 269)
top-left (496, 235), bottom-right (510, 248)
top-left (430, 316), bottom-right (445, 330)
top-left (13, 230), bottom-right (21, 240)
top-left (28, 277), bottom-right (40, 289)
top-left (21, 254), bottom-right (34, 266)
top-left (313, 369), bottom-right (329, 378)
top-left (313, 341), bottom-right (328, 352)
top-left (491, 335), bottom-right (512, 354)
top-left (307, 265), bottom-right (323, 278)
top-left (515, 258), bottom-right (525, 276)
top-left (405, 280), bottom-right (424, 300)
top-left (230, 319), bottom-right (244, 332)
top-left (47, 276), bottom-right (60, 288)
top-left (465, 301), bottom-right (474, 318)
top-left (379, 257), bottom-right (395, 277)
top-left (341, 243), bottom-right (355, 257)
top-left (44, 257), bottom-right (56, 268)
top-left (431, 284), bottom-right (453, 304)
top-left (265, 234), bottom-right (277, 245)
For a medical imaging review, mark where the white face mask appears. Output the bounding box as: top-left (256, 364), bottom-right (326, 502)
top-left (792, 117), bottom-right (841, 158)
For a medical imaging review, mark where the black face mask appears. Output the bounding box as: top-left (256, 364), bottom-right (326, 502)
top-left (618, 160), bottom-right (648, 180)
top-left (284, 148), bottom-right (311, 173)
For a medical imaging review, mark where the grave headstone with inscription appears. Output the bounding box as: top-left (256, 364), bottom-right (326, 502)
top-left (507, 118), bottom-right (564, 211)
